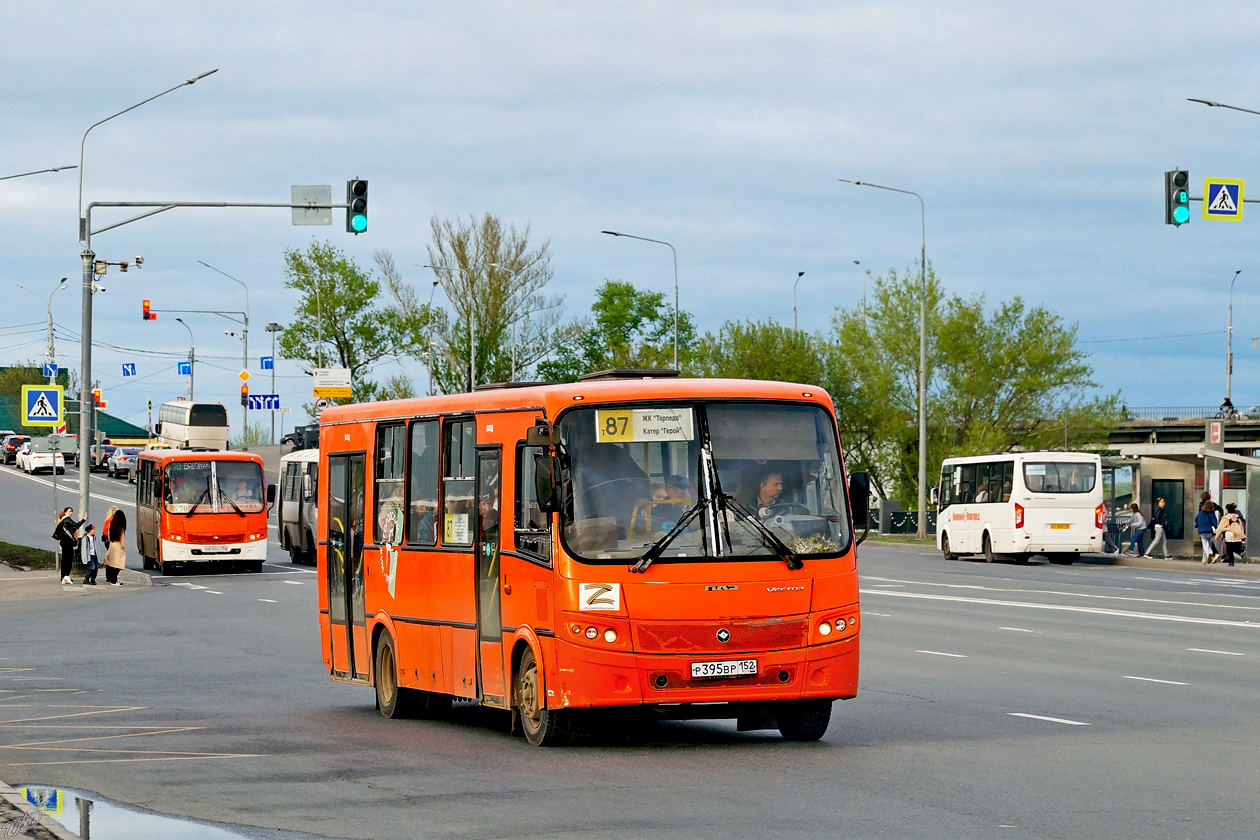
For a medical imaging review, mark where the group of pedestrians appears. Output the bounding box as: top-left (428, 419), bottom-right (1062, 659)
top-left (1123, 497), bottom-right (1170, 558)
top-left (53, 505), bottom-right (127, 586)
top-left (1120, 492), bottom-right (1246, 565)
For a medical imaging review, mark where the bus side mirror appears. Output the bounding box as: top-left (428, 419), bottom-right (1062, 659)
top-left (525, 423), bottom-right (552, 447)
top-left (267, 483), bottom-right (277, 504)
top-left (849, 471), bottom-right (871, 546)
top-left (930, 485), bottom-right (939, 506)
top-left (154, 422), bottom-right (162, 435)
top-left (302, 473), bottom-right (314, 501)
top-left (534, 454), bottom-right (560, 513)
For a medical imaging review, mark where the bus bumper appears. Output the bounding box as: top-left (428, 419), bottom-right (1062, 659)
top-left (550, 635), bottom-right (858, 710)
top-left (161, 538), bottom-right (267, 563)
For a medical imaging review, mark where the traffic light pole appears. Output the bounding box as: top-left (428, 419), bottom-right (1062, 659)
top-left (77, 197), bottom-right (351, 527)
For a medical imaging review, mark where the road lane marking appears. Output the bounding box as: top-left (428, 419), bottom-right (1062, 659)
top-left (863, 612), bottom-right (891, 617)
top-left (1187, 648), bottom-right (1245, 656)
top-left (916, 650), bottom-right (967, 658)
top-left (861, 589), bottom-right (1260, 629)
top-left (205, 591), bottom-right (223, 595)
top-left (1000, 627), bottom-right (1040, 633)
top-left (283, 580), bottom-right (304, 585)
top-left (1007, 713), bottom-right (1090, 726)
top-left (1122, 675), bottom-right (1189, 685)
top-left (870, 584), bottom-right (904, 587)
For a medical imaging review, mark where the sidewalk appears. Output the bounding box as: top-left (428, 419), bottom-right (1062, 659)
top-left (0, 563), bottom-right (152, 602)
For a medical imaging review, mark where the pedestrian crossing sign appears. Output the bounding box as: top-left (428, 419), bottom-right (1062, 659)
top-left (1203, 178), bottom-right (1244, 221)
top-left (22, 385), bottom-right (63, 427)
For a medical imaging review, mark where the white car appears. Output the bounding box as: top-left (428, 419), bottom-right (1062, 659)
top-left (17, 442), bottom-right (65, 475)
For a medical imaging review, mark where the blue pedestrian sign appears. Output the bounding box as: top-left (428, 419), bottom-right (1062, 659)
top-left (260, 355), bottom-right (274, 371)
top-left (247, 393), bottom-right (281, 410)
top-left (177, 361), bottom-right (192, 376)
top-left (121, 362), bottom-right (136, 377)
top-left (42, 363), bottom-right (57, 378)
top-left (1203, 178), bottom-right (1245, 221)
top-left (22, 385), bottom-right (63, 427)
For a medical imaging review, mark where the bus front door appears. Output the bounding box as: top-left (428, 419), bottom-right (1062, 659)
top-left (326, 454), bottom-right (370, 681)
top-left (475, 447), bottom-right (506, 704)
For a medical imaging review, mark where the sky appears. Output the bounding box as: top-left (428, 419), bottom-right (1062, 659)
top-left (4, 1), bottom-right (1260, 438)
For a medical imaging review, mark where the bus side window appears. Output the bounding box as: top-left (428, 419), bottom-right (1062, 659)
top-left (283, 465), bottom-right (296, 502)
top-left (408, 420), bottom-right (439, 546)
top-left (939, 468), bottom-right (952, 507)
top-left (958, 465), bottom-right (976, 504)
top-left (515, 443), bottom-right (552, 560)
top-left (1001, 462), bottom-right (1014, 501)
top-left (375, 424), bottom-right (406, 545)
top-left (442, 419), bottom-right (475, 547)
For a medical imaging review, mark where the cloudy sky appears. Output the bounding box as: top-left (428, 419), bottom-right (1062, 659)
top-left (4, 1), bottom-right (1260, 436)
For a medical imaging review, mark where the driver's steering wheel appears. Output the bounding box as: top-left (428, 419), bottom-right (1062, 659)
top-left (759, 502), bottom-right (811, 517)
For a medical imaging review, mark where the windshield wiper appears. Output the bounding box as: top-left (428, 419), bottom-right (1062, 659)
top-left (219, 490), bottom-right (247, 517)
top-left (629, 497), bottom-right (708, 574)
top-left (719, 494), bottom-right (802, 570)
top-left (184, 487), bottom-right (211, 518)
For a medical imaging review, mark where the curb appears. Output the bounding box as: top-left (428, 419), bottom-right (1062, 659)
top-left (119, 567), bottom-right (153, 587)
top-left (0, 780), bottom-right (80, 840)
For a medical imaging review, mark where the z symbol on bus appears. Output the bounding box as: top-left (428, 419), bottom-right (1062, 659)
top-left (579, 582), bottom-right (620, 611)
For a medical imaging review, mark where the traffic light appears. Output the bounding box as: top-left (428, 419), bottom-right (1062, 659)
top-left (346, 178), bottom-right (368, 234)
top-left (1165, 169), bottom-right (1191, 226)
top-left (142, 300), bottom-right (156, 320)
top-left (92, 388), bottom-right (101, 407)
top-left (240, 385), bottom-right (249, 407)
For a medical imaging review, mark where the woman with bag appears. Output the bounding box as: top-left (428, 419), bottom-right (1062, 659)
top-left (104, 508), bottom-right (127, 587)
top-left (1142, 498), bottom-right (1170, 559)
top-left (53, 506), bottom-right (85, 585)
top-left (1214, 503), bottom-right (1246, 567)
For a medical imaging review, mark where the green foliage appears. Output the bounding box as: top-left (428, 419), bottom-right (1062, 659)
top-left (538, 280), bottom-right (695, 381)
top-left (0, 540), bottom-right (58, 571)
top-left (692, 320), bottom-right (830, 385)
top-left (231, 421), bottom-right (270, 448)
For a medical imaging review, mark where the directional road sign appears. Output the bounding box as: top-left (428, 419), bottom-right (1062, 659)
top-left (292, 185), bottom-right (332, 226)
top-left (260, 355), bottom-right (274, 371)
top-left (22, 385), bottom-right (63, 427)
top-left (1204, 178), bottom-right (1245, 221)
top-left (177, 361), bottom-right (192, 376)
top-left (121, 362), bottom-right (136, 377)
top-left (247, 394), bottom-right (281, 410)
top-left (42, 363), bottom-right (57, 378)
top-left (313, 367), bottom-right (352, 398)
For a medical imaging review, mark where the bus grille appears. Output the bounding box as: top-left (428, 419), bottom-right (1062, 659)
top-left (647, 665), bottom-right (798, 691)
top-left (634, 618), bottom-right (806, 654)
top-left (186, 533), bottom-right (245, 544)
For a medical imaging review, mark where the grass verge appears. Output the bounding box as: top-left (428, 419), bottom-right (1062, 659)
top-left (0, 541), bottom-right (58, 571)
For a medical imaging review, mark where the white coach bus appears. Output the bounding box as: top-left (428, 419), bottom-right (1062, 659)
top-left (155, 401), bottom-right (230, 450)
top-left (277, 447), bottom-right (318, 564)
top-left (934, 451), bottom-right (1104, 565)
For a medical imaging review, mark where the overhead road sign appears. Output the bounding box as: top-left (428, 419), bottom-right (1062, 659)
top-left (22, 385), bottom-right (63, 427)
top-left (247, 394), bottom-right (281, 410)
top-left (1204, 178), bottom-right (1245, 221)
top-left (177, 361), bottom-right (192, 376)
top-left (313, 367), bottom-right (352, 398)
top-left (42, 363), bottom-right (57, 378)
top-left (122, 363), bottom-right (136, 377)
top-left (260, 355), bottom-right (274, 371)
top-left (292, 185), bottom-right (332, 226)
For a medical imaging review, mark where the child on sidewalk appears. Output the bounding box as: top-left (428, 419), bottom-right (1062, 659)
top-left (80, 523), bottom-right (100, 585)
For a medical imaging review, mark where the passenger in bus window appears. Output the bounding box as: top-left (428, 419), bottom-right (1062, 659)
top-left (975, 486), bottom-right (988, 503)
top-left (377, 483), bottom-right (405, 545)
top-left (1001, 480), bottom-right (1012, 502)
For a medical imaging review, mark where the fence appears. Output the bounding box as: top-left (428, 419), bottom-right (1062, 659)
top-left (1122, 406), bottom-right (1243, 421)
top-left (867, 510), bottom-right (936, 535)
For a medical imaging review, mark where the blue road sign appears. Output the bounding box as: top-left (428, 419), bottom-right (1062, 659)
top-left (247, 394), bottom-right (281, 410)
top-left (121, 362), bottom-right (136, 377)
top-left (1203, 178), bottom-right (1245, 221)
top-left (22, 385), bottom-right (63, 427)
top-left (177, 361), bottom-right (192, 376)
top-left (42, 363), bottom-right (57, 378)
top-left (260, 355), bottom-right (274, 371)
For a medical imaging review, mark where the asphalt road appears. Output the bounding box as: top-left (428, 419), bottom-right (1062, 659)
top-left (2, 466), bottom-right (1259, 838)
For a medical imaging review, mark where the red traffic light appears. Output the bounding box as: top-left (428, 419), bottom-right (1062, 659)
top-left (91, 388), bottom-right (101, 406)
top-left (240, 385), bottom-right (249, 407)
top-left (142, 300), bottom-right (155, 321)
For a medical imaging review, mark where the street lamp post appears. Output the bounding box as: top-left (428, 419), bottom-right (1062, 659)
top-left (0, 165), bottom-right (76, 183)
top-left (601, 231), bottom-right (680, 371)
top-left (792, 271), bottom-right (806, 333)
top-left (425, 280), bottom-right (440, 395)
top-left (15, 278), bottom-right (68, 384)
top-left (266, 322), bottom-right (283, 444)
top-left (198, 261), bottom-right (249, 449)
top-left (76, 69), bottom-right (218, 530)
top-left (1228, 270), bottom-right (1243, 404)
top-left (175, 318), bottom-right (195, 400)
top-left (839, 178), bottom-right (928, 539)
top-left (418, 264), bottom-right (479, 391)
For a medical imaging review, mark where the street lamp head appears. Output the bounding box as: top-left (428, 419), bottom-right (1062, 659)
top-left (798, 271), bottom-right (805, 278)
top-left (837, 179), bottom-right (863, 186)
top-left (853, 260), bottom-right (861, 266)
top-left (1188, 98), bottom-right (1221, 107)
top-left (601, 230), bottom-right (623, 237)
top-left (49, 165), bottom-right (78, 173)
top-left (176, 317), bottom-right (185, 324)
top-left (187, 69), bottom-right (219, 85)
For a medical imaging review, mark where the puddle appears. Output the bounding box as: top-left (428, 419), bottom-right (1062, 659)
top-left (14, 785), bottom-right (342, 840)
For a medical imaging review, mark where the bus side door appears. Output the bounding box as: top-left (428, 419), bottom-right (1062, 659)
top-left (326, 453), bottom-right (370, 680)
top-left (475, 447), bottom-right (506, 704)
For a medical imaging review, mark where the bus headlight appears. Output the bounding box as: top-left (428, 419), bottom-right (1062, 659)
top-left (603, 628), bottom-right (618, 643)
top-left (585, 626), bottom-right (598, 639)
top-left (818, 621), bottom-right (833, 636)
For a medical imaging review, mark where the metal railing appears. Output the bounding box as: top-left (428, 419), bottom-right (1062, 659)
top-left (1121, 406), bottom-right (1243, 421)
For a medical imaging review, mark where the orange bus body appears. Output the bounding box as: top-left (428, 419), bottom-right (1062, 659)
top-left (134, 450), bottom-right (270, 574)
top-left (317, 377), bottom-right (861, 743)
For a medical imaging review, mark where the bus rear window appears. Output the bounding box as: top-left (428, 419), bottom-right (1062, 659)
top-left (189, 404), bottom-right (229, 426)
top-left (1023, 462), bottom-right (1096, 494)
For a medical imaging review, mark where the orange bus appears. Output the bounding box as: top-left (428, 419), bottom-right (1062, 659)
top-left (134, 450), bottom-right (272, 574)
top-left (316, 372), bottom-right (869, 745)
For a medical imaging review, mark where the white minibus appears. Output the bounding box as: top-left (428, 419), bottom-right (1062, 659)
top-left (277, 447), bottom-right (318, 564)
top-left (155, 401), bottom-right (229, 450)
top-left (934, 451), bottom-right (1104, 564)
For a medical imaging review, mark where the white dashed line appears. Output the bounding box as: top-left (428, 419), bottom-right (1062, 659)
top-left (1000, 627), bottom-right (1039, 633)
top-left (1122, 675), bottom-right (1188, 686)
top-left (206, 590), bottom-right (223, 595)
top-left (283, 580), bottom-right (304, 585)
top-left (916, 650), bottom-right (967, 658)
top-left (1007, 713), bottom-right (1090, 726)
top-left (1187, 648), bottom-right (1245, 656)
top-left (258, 598), bottom-right (278, 603)
top-left (863, 612), bottom-right (891, 617)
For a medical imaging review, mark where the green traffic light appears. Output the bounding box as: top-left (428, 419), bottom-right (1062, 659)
top-left (1173, 206), bottom-right (1190, 224)
top-left (351, 214), bottom-right (367, 232)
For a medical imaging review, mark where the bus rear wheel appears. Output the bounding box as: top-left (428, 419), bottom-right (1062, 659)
top-left (1048, 553), bottom-right (1076, 565)
top-left (517, 647), bottom-right (571, 746)
top-left (777, 699), bottom-right (832, 741)
top-left (983, 534), bottom-right (999, 563)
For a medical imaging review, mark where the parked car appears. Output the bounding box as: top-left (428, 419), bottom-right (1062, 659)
top-left (2, 435), bottom-right (31, 465)
top-left (280, 430), bottom-right (302, 446)
top-left (89, 442), bottom-right (117, 471)
top-left (47, 434), bottom-right (79, 467)
top-left (106, 446), bottom-right (142, 479)
top-left (16, 441), bottom-right (65, 475)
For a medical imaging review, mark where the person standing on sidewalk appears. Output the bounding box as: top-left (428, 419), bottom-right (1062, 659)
top-left (1124, 503), bottom-right (1147, 555)
top-left (1196, 500), bottom-right (1219, 564)
top-left (1200, 492), bottom-right (1223, 556)
top-left (1215, 502), bottom-right (1246, 567)
top-left (80, 523), bottom-right (100, 585)
top-left (53, 506), bottom-right (85, 585)
top-left (104, 509), bottom-right (127, 587)
top-left (1143, 497), bottom-right (1170, 559)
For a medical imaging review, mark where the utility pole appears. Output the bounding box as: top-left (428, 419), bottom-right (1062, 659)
top-left (266, 322), bottom-right (283, 444)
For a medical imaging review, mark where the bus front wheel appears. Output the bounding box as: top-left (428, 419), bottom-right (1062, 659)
top-left (517, 647), bottom-right (571, 747)
top-left (941, 533), bottom-right (958, 561)
top-left (375, 633), bottom-right (417, 719)
top-left (1048, 554), bottom-right (1076, 565)
top-left (777, 699), bottom-right (832, 741)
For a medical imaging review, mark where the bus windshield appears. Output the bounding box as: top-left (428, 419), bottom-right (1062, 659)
top-left (558, 402), bottom-right (850, 562)
top-left (1023, 461), bottom-right (1097, 494)
top-left (165, 460), bottom-right (265, 514)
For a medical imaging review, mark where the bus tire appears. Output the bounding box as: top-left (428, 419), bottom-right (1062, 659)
top-left (248, 561), bottom-right (264, 573)
top-left (517, 647), bottom-right (571, 747)
top-left (983, 533), bottom-right (999, 563)
top-left (941, 533), bottom-right (958, 561)
top-left (777, 699), bottom-right (832, 741)
top-left (374, 632), bottom-right (416, 719)
top-left (1048, 554), bottom-right (1076, 565)
top-left (1013, 554), bottom-right (1031, 565)
top-left (304, 530), bottom-right (317, 565)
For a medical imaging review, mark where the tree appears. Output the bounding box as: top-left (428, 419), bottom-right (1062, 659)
top-left (411, 214), bottom-right (577, 392)
top-left (538, 280), bottom-right (696, 382)
top-left (0, 362), bottom-right (79, 434)
top-left (693, 320), bottom-right (831, 385)
top-left (231, 421), bottom-right (269, 448)
top-left (277, 241), bottom-right (409, 403)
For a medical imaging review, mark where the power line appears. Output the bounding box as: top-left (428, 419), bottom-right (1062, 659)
top-left (1079, 329), bottom-right (1225, 345)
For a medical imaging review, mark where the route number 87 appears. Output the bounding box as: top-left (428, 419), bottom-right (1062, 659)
top-left (596, 410), bottom-right (633, 442)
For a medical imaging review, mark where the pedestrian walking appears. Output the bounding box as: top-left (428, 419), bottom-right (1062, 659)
top-left (1143, 497), bottom-right (1170, 559)
top-left (1124, 503), bottom-right (1147, 555)
top-left (1195, 500), bottom-right (1219, 564)
top-left (1215, 502), bottom-right (1246, 567)
top-left (104, 509), bottom-right (127, 587)
top-left (53, 506), bottom-right (85, 585)
top-left (80, 523), bottom-right (100, 585)
top-left (1200, 492), bottom-right (1223, 555)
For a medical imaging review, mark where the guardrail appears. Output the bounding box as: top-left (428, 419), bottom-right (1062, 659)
top-left (1122, 406), bottom-right (1243, 421)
